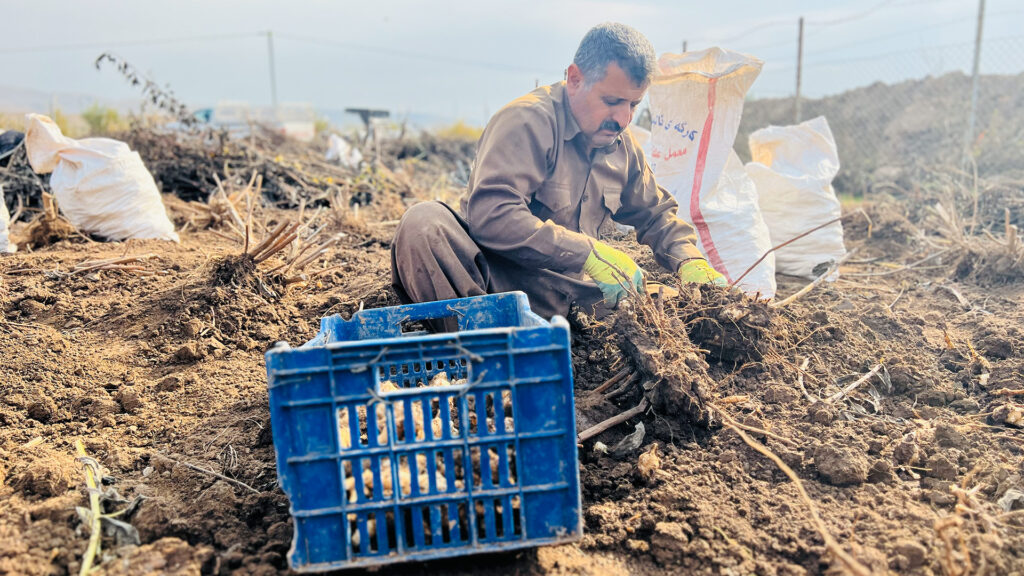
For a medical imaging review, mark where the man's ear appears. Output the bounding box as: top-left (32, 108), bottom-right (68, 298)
top-left (566, 63), bottom-right (584, 91)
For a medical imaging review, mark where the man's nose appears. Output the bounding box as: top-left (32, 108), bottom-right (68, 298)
top-left (612, 105), bottom-right (632, 131)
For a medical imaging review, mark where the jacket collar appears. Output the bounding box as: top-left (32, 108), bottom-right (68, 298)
top-left (556, 82), bottom-right (582, 142)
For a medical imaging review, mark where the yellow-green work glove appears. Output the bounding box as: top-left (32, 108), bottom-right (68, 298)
top-left (678, 258), bottom-right (728, 287)
top-left (583, 241), bottom-right (644, 306)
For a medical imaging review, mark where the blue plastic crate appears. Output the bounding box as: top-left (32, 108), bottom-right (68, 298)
top-left (265, 292), bottom-right (581, 572)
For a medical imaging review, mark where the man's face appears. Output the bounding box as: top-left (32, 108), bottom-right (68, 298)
top-left (566, 61), bottom-right (647, 149)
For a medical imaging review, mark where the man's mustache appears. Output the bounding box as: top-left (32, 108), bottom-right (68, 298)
top-left (600, 120), bottom-right (622, 132)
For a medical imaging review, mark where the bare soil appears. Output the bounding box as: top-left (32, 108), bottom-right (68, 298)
top-left (2, 152), bottom-right (1024, 575)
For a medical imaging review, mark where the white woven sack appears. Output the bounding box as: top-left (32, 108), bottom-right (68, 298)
top-left (746, 116), bottom-right (845, 279)
top-left (647, 47), bottom-right (767, 291)
top-left (24, 113), bottom-right (178, 242)
top-left (0, 185), bottom-right (14, 253)
top-left (699, 150), bottom-right (775, 297)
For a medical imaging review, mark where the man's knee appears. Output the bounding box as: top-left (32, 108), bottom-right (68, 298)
top-left (393, 199), bottom-right (468, 264)
top-left (394, 201), bottom-right (457, 254)
top-left (397, 201), bottom-right (453, 234)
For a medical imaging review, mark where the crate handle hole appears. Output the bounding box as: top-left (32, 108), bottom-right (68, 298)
top-left (400, 316), bottom-right (458, 334)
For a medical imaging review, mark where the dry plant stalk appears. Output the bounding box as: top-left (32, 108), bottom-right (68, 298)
top-left (991, 389), bottom-right (1024, 397)
top-left (923, 196), bottom-right (1023, 280)
top-left (719, 414), bottom-right (872, 576)
top-left (72, 254), bottom-right (157, 276)
top-left (236, 206), bottom-right (340, 289)
top-left (189, 170), bottom-right (263, 239)
top-left (25, 192), bottom-right (78, 246)
top-left (933, 462), bottom-right (1006, 576)
top-left (825, 364), bottom-right (883, 404)
top-left (75, 440), bottom-right (103, 576)
top-left (160, 453), bottom-right (260, 494)
top-left (578, 398), bottom-right (649, 442)
top-left (730, 210), bottom-right (870, 290)
top-left (772, 248), bottom-right (858, 308)
top-left (592, 367), bottom-right (631, 395)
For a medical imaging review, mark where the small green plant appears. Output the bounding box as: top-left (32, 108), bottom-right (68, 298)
top-left (435, 120), bottom-right (483, 141)
top-left (0, 113), bottom-right (20, 131)
top-left (314, 115), bottom-right (331, 136)
top-left (53, 108), bottom-right (70, 135)
top-left (81, 103), bottom-right (126, 135)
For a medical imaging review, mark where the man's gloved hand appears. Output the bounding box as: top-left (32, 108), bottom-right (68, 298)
top-left (678, 258), bottom-right (728, 287)
top-left (583, 241), bottom-right (644, 306)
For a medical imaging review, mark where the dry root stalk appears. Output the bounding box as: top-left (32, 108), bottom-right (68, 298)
top-left (578, 398), bottom-right (649, 442)
top-left (922, 199), bottom-right (1023, 280)
top-left (180, 170), bottom-right (264, 238)
top-left (992, 389), bottom-right (1024, 397)
top-left (772, 248), bottom-right (858, 308)
top-left (934, 463), bottom-right (1003, 576)
top-left (72, 254), bottom-right (157, 276)
top-left (719, 415), bottom-right (871, 576)
top-left (240, 214), bottom-right (339, 286)
top-left (25, 192), bottom-right (78, 247)
top-left (935, 516), bottom-right (970, 576)
top-left (592, 367), bottom-right (630, 395)
top-left (614, 296), bottom-right (718, 427)
top-left (164, 455), bottom-right (260, 495)
top-left (825, 363), bottom-right (883, 404)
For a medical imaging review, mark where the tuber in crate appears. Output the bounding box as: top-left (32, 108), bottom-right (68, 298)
top-left (265, 292), bottom-right (581, 572)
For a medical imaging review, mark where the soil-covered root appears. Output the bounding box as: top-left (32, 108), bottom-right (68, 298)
top-left (208, 253), bottom-right (285, 301)
top-left (954, 239), bottom-right (1024, 284)
top-left (23, 195), bottom-right (79, 248)
top-left (211, 254), bottom-right (258, 288)
top-left (674, 284), bottom-right (785, 363)
top-left (612, 300), bottom-right (718, 427)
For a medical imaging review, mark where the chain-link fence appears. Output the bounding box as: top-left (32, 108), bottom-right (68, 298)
top-left (680, 4), bottom-right (1024, 196)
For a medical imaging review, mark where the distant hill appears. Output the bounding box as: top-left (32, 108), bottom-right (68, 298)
top-left (318, 108), bottom-right (463, 132)
top-left (0, 85), bottom-right (466, 134)
top-left (0, 85), bottom-right (140, 115)
top-left (737, 71), bottom-right (1024, 193)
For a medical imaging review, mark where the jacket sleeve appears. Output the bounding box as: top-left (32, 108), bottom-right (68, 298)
top-left (613, 133), bottom-right (705, 273)
top-left (462, 105), bottom-right (593, 273)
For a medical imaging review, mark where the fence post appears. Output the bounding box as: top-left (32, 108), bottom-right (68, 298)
top-left (964, 0), bottom-right (986, 164)
top-left (795, 16), bottom-right (804, 124)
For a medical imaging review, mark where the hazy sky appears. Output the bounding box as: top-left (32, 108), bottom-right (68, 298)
top-left (2, 0), bottom-right (1022, 125)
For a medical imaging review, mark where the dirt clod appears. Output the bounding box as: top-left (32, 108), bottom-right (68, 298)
top-left (807, 402), bottom-right (837, 424)
top-left (934, 422), bottom-right (967, 448)
top-left (650, 521), bottom-right (691, 565)
top-left (924, 453), bottom-right (958, 481)
top-left (26, 397), bottom-right (58, 423)
top-left (813, 443), bottom-right (869, 485)
top-left (173, 342), bottom-right (205, 363)
top-left (893, 539), bottom-right (928, 569)
top-left (116, 388), bottom-right (143, 413)
top-left (155, 375), bottom-right (182, 392)
top-left (894, 438), bottom-right (920, 465)
top-left (183, 318), bottom-right (203, 338)
top-left (9, 451), bottom-right (77, 497)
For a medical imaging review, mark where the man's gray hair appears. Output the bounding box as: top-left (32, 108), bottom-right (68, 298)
top-left (573, 23), bottom-right (657, 88)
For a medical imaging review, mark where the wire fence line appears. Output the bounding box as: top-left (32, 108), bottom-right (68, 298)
top-left (734, 34), bottom-right (1024, 194)
top-left (695, 3), bottom-right (1024, 193)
